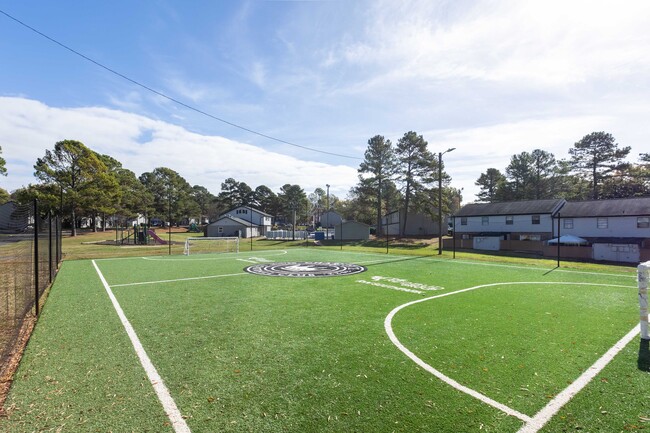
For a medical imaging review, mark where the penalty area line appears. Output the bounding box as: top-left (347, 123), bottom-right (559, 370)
top-left (91, 260), bottom-right (191, 433)
top-left (111, 272), bottom-right (248, 287)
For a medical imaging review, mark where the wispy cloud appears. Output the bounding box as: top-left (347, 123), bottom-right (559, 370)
top-left (0, 97), bottom-right (357, 196)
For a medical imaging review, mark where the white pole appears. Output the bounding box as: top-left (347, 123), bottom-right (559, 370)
top-left (638, 261), bottom-right (650, 340)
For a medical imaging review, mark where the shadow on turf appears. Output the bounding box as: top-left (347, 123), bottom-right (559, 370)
top-left (363, 255), bottom-right (433, 268)
top-left (638, 339), bottom-right (650, 372)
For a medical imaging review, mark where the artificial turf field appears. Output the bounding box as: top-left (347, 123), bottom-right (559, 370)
top-left (1, 248), bottom-right (648, 432)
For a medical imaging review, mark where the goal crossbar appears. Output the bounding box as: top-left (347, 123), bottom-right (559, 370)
top-left (184, 237), bottom-right (240, 255)
top-left (638, 261), bottom-right (650, 340)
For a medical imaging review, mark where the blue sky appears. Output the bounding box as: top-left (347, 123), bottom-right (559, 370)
top-left (1, 0), bottom-right (649, 202)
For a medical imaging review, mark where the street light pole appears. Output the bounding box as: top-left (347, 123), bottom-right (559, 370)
top-left (438, 148), bottom-right (456, 255)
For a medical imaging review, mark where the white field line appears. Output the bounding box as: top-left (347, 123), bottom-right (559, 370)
top-left (517, 323), bottom-right (641, 433)
top-left (385, 281), bottom-right (636, 427)
top-left (140, 250), bottom-right (289, 261)
top-left (320, 250), bottom-right (637, 280)
top-left (111, 272), bottom-right (248, 288)
top-left (91, 260), bottom-right (191, 433)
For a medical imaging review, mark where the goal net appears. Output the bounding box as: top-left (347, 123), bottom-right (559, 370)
top-left (639, 261), bottom-right (650, 340)
top-left (184, 237), bottom-right (240, 255)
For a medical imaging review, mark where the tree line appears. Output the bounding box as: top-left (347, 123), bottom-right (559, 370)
top-left (475, 132), bottom-right (650, 202)
top-left (1, 131), bottom-right (647, 236)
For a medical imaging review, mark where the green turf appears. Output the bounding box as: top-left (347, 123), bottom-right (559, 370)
top-left (1, 248), bottom-right (646, 432)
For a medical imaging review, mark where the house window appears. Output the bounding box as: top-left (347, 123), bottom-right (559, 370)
top-left (597, 217), bottom-right (608, 229)
top-left (505, 216), bottom-right (513, 225)
top-left (638, 217), bottom-right (650, 228)
top-left (218, 227), bottom-right (223, 233)
top-left (460, 217), bottom-right (467, 226)
top-left (563, 218), bottom-right (574, 229)
top-left (520, 234), bottom-right (541, 241)
top-left (236, 209), bottom-right (248, 215)
top-left (531, 215), bottom-right (540, 225)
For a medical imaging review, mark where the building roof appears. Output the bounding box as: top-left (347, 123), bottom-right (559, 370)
top-left (221, 206), bottom-right (272, 218)
top-left (210, 215), bottom-right (254, 227)
top-left (559, 197), bottom-right (650, 217)
top-left (455, 199), bottom-right (565, 217)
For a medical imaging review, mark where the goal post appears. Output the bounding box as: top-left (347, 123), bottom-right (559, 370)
top-left (184, 237), bottom-right (240, 255)
top-left (638, 261), bottom-right (650, 340)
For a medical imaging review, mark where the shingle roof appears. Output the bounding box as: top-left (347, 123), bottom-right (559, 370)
top-left (559, 197), bottom-right (650, 217)
top-left (455, 199), bottom-right (565, 217)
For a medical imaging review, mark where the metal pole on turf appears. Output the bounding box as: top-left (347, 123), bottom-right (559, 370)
top-left (639, 261), bottom-right (650, 340)
top-left (557, 212), bottom-right (561, 268)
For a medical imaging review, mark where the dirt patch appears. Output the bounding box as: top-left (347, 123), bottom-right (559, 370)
top-left (0, 316), bottom-right (36, 417)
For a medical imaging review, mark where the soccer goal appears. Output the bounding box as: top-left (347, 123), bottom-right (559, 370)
top-left (184, 237), bottom-right (240, 255)
top-left (639, 261), bottom-right (650, 340)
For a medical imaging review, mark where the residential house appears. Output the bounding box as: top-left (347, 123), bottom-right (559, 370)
top-left (382, 210), bottom-right (440, 236)
top-left (334, 221), bottom-right (370, 240)
top-left (206, 215), bottom-right (259, 238)
top-left (454, 199), bottom-right (565, 241)
top-left (557, 197), bottom-right (650, 263)
top-left (219, 207), bottom-right (272, 235)
top-left (320, 210), bottom-right (344, 228)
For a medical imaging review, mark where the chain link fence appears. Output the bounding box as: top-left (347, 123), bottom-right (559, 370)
top-left (0, 200), bottom-right (62, 386)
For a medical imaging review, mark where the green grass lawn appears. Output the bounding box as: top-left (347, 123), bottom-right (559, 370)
top-left (1, 247), bottom-right (646, 432)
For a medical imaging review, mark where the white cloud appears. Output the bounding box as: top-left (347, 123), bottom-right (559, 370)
top-left (0, 97), bottom-right (357, 197)
top-left (337, 0), bottom-right (650, 89)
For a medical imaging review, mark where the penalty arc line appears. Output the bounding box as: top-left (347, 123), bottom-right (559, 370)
top-left (385, 281), bottom-right (637, 427)
top-left (91, 260), bottom-right (191, 433)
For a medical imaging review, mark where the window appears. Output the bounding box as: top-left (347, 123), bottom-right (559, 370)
top-left (236, 209), bottom-right (248, 215)
top-left (597, 217), bottom-right (608, 229)
top-left (638, 217), bottom-right (650, 228)
top-left (505, 216), bottom-right (513, 225)
top-left (563, 218), bottom-right (574, 229)
top-left (531, 215), bottom-right (540, 225)
top-left (218, 227), bottom-right (223, 233)
top-left (520, 234), bottom-right (541, 241)
top-left (482, 216), bottom-right (489, 225)
top-left (460, 217), bottom-right (467, 226)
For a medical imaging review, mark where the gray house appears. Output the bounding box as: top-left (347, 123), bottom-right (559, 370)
top-left (219, 207), bottom-right (272, 235)
top-left (206, 215), bottom-right (259, 238)
top-left (557, 197), bottom-right (650, 263)
top-left (334, 221), bottom-right (370, 240)
top-left (382, 210), bottom-right (440, 236)
top-left (454, 199), bottom-right (566, 241)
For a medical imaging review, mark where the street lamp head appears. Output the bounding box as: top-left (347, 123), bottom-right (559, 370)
top-left (446, 147), bottom-right (456, 154)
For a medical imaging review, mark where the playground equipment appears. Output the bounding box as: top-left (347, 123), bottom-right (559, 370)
top-left (115, 223), bottom-right (158, 245)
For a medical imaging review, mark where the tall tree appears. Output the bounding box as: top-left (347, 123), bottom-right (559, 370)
top-left (34, 140), bottom-right (110, 236)
top-left (395, 131), bottom-right (434, 236)
top-left (358, 135), bottom-right (397, 234)
top-left (139, 167), bottom-right (199, 224)
top-left (530, 149), bottom-right (557, 199)
top-left (217, 178), bottom-right (254, 210)
top-left (253, 185), bottom-right (280, 215)
top-left (191, 185), bottom-right (216, 224)
top-left (569, 132), bottom-right (631, 200)
top-left (475, 168), bottom-right (506, 202)
top-left (0, 145), bottom-right (7, 177)
top-left (277, 184), bottom-right (308, 225)
top-left (504, 152), bottom-right (534, 200)
top-left (308, 187), bottom-right (326, 226)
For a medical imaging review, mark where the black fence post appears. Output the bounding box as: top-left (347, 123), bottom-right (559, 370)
top-left (33, 199), bottom-right (40, 316)
top-left (49, 213), bottom-right (53, 283)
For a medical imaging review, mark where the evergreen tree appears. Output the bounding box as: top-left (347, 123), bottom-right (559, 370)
top-left (569, 132), bottom-right (630, 199)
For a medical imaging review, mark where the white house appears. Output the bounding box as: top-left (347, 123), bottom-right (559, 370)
top-left (557, 197), bottom-right (650, 263)
top-left (219, 207), bottom-right (272, 235)
top-left (454, 199), bottom-right (566, 241)
top-left (334, 221), bottom-right (370, 240)
top-left (206, 215), bottom-right (259, 238)
top-left (382, 210), bottom-right (440, 236)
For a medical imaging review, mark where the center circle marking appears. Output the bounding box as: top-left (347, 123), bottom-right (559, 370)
top-left (244, 261), bottom-right (367, 278)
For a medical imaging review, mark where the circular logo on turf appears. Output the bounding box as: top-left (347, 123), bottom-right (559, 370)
top-left (244, 261), bottom-right (367, 278)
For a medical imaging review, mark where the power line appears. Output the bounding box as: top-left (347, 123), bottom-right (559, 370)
top-left (0, 9), bottom-right (362, 161)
